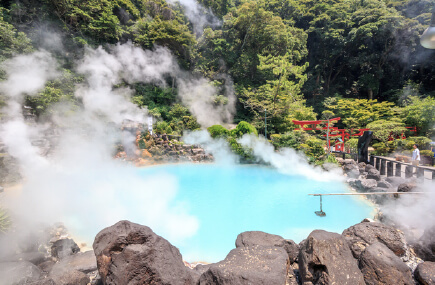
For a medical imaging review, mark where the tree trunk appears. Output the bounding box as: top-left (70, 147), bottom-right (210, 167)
top-left (368, 88), bottom-right (373, 100)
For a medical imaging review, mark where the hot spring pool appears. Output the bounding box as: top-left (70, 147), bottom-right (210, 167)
top-left (134, 163), bottom-right (374, 262)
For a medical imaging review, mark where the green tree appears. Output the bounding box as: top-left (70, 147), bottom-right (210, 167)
top-left (401, 96), bottom-right (435, 136)
top-left (325, 98), bottom-right (398, 128)
top-left (0, 11), bottom-right (32, 59)
top-left (366, 119), bottom-right (407, 143)
top-left (239, 52), bottom-right (315, 133)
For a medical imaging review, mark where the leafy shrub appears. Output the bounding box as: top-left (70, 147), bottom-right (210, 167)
top-left (302, 137), bottom-right (325, 160)
top-left (372, 142), bottom-right (389, 156)
top-left (228, 137), bottom-right (254, 161)
top-left (165, 125), bottom-right (173, 134)
top-left (155, 121), bottom-right (169, 134)
top-left (0, 208), bottom-right (11, 233)
top-left (345, 138), bottom-right (359, 153)
top-left (421, 150), bottom-right (434, 157)
top-left (271, 131), bottom-right (309, 149)
top-left (138, 139), bottom-right (146, 149)
top-left (412, 136), bottom-right (432, 150)
top-left (207, 125), bottom-right (229, 138)
top-left (230, 121), bottom-right (258, 138)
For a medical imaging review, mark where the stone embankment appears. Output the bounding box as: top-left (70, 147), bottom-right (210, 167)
top-left (4, 219), bottom-right (435, 285)
top-left (115, 133), bottom-right (213, 166)
top-left (338, 158), bottom-right (418, 205)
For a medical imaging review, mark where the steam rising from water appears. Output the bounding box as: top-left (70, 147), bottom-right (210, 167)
top-left (237, 135), bottom-right (344, 182)
top-left (0, 42), bottom-right (236, 249)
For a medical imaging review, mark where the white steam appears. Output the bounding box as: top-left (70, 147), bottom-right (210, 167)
top-left (0, 42), bottom-right (237, 250)
top-left (177, 75), bottom-right (235, 127)
top-left (237, 134), bottom-right (344, 182)
top-left (166, 0), bottom-right (221, 35)
top-left (183, 130), bottom-right (237, 164)
top-left (380, 182), bottom-right (435, 241)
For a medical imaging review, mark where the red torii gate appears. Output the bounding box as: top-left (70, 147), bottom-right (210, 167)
top-left (292, 118), bottom-right (369, 152)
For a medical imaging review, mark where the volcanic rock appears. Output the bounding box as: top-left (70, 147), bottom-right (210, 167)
top-left (398, 182), bottom-right (416, 192)
top-left (191, 148), bottom-right (204, 155)
top-left (51, 238), bottom-right (80, 259)
top-left (3, 251), bottom-right (46, 265)
top-left (414, 226), bottom-right (435, 261)
top-left (344, 163), bottom-right (358, 172)
top-left (385, 176), bottom-right (406, 187)
top-left (365, 164), bottom-right (375, 172)
top-left (199, 245), bottom-right (295, 285)
top-left (342, 222), bottom-right (407, 259)
top-left (50, 250), bottom-right (97, 274)
top-left (93, 220), bottom-right (195, 285)
top-left (27, 278), bottom-right (56, 285)
top-left (235, 231), bottom-right (299, 263)
top-left (49, 269), bottom-right (90, 285)
top-left (0, 261), bottom-right (42, 284)
top-left (377, 180), bottom-right (393, 189)
top-left (366, 168), bottom-right (381, 181)
top-left (347, 168), bottom-right (360, 178)
top-left (415, 261), bottom-right (435, 285)
top-left (298, 230), bottom-right (365, 285)
top-left (348, 178), bottom-right (377, 192)
top-left (358, 242), bottom-right (413, 285)
top-left (343, 159), bottom-right (357, 166)
top-left (358, 162), bottom-right (366, 169)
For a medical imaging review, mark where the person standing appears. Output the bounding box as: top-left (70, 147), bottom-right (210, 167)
top-left (412, 144), bottom-right (420, 166)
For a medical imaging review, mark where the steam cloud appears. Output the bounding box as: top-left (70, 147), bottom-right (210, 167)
top-left (166, 0), bottom-right (221, 35)
top-left (0, 42), bottom-right (236, 252)
top-left (237, 135), bottom-right (344, 182)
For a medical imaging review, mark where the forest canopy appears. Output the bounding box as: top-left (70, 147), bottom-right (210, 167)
top-left (0, 0), bottom-right (434, 141)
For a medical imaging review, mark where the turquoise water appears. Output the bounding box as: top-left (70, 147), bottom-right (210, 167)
top-left (137, 164), bottom-right (374, 262)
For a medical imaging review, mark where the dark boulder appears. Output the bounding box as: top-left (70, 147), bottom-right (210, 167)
top-left (235, 231), bottom-right (299, 263)
top-left (38, 260), bottom-right (55, 274)
top-left (358, 162), bottom-right (366, 169)
top-left (50, 250), bottom-right (97, 275)
top-left (358, 242), bottom-right (413, 285)
top-left (51, 238), bottom-right (80, 259)
top-left (415, 261), bottom-right (435, 285)
top-left (385, 176), bottom-right (406, 187)
top-left (398, 182), bottom-right (416, 192)
top-left (298, 230), bottom-right (365, 285)
top-left (342, 222), bottom-right (407, 259)
top-left (347, 168), bottom-right (360, 179)
top-left (377, 180), bottom-right (393, 189)
top-left (93, 220), bottom-right (195, 285)
top-left (349, 179), bottom-right (377, 192)
top-left (27, 279), bottom-right (56, 285)
top-left (199, 245), bottom-right (295, 285)
top-left (414, 226), bottom-right (435, 261)
top-left (365, 164), bottom-right (375, 172)
top-left (0, 261), bottom-right (42, 284)
top-left (343, 163), bottom-right (358, 172)
top-left (366, 168), bottom-right (381, 181)
top-left (3, 251), bottom-right (46, 265)
top-left (49, 269), bottom-right (90, 285)
top-left (343, 159), bottom-right (357, 166)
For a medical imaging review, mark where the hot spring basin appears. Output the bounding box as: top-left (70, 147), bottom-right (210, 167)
top-left (135, 164), bottom-right (374, 262)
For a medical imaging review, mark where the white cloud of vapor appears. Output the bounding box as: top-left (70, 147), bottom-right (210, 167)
top-left (183, 130), bottom-right (237, 164)
top-left (0, 41), bottom-right (237, 251)
top-left (237, 134), bottom-right (344, 182)
top-left (166, 0), bottom-right (221, 35)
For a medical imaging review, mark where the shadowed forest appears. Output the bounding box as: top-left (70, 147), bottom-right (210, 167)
top-left (1, 0), bottom-right (434, 159)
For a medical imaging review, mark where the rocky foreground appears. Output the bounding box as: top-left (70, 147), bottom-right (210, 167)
top-left (1, 219), bottom-right (435, 285)
top-left (1, 158), bottom-right (434, 285)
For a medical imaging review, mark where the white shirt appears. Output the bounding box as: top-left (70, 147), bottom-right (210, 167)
top-left (412, 148), bottom-right (420, 161)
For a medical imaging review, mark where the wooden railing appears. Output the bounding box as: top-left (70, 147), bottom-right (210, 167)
top-left (369, 155), bottom-right (435, 181)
